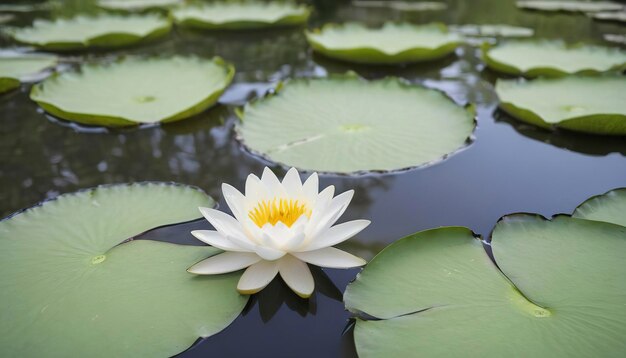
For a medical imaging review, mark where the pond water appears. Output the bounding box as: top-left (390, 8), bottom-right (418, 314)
top-left (1, 0), bottom-right (625, 357)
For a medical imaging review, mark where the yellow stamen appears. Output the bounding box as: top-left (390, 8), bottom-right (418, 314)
top-left (248, 198), bottom-right (311, 228)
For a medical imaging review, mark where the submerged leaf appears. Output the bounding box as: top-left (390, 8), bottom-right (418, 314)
top-left (496, 76), bottom-right (626, 135)
top-left (0, 183), bottom-right (248, 357)
top-left (7, 14), bottom-right (172, 51)
top-left (237, 75), bottom-right (475, 174)
top-left (306, 22), bottom-right (462, 64)
top-left (172, 1), bottom-right (310, 30)
top-left (483, 40), bottom-right (626, 76)
top-left (30, 56), bottom-right (235, 127)
top-left (516, 1), bottom-right (624, 13)
top-left (0, 54), bottom-right (57, 94)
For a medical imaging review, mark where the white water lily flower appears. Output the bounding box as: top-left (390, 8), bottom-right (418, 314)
top-left (188, 167), bottom-right (370, 298)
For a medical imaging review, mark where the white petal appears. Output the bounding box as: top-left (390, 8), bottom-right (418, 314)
top-left (278, 255), bottom-right (314, 298)
top-left (191, 230), bottom-right (250, 252)
top-left (261, 167), bottom-right (286, 196)
top-left (222, 183), bottom-right (247, 223)
top-left (199, 207), bottom-right (255, 250)
top-left (237, 260), bottom-right (279, 294)
top-left (298, 219), bottom-right (370, 252)
top-left (254, 245), bottom-right (286, 261)
top-left (245, 174), bottom-right (269, 205)
top-left (188, 252), bottom-right (261, 274)
top-left (302, 172), bottom-right (319, 204)
top-left (305, 186), bottom-right (335, 235)
top-left (308, 190), bottom-right (354, 238)
top-left (282, 167), bottom-right (303, 198)
top-left (292, 247), bottom-right (366, 268)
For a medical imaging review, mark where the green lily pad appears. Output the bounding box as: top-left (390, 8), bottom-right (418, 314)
top-left (591, 11), bottom-right (626, 22)
top-left (450, 24), bottom-right (534, 37)
top-left (171, 1), bottom-right (311, 30)
top-left (483, 40), bottom-right (626, 76)
top-left (305, 23), bottom-right (462, 64)
top-left (516, 1), bottom-right (624, 13)
top-left (30, 56), bottom-right (235, 127)
top-left (0, 54), bottom-right (57, 94)
top-left (351, 1), bottom-right (447, 11)
top-left (496, 76), bottom-right (626, 135)
top-left (345, 215), bottom-right (626, 357)
top-left (604, 34), bottom-right (626, 45)
top-left (98, 0), bottom-right (183, 12)
top-left (0, 183), bottom-right (248, 357)
top-left (237, 75), bottom-right (475, 174)
top-left (7, 14), bottom-right (172, 51)
top-left (573, 188), bottom-right (626, 227)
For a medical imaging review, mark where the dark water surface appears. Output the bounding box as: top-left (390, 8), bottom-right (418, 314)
top-left (1, 0), bottom-right (625, 357)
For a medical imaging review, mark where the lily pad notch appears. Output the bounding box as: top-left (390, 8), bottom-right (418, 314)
top-left (30, 56), bottom-right (235, 127)
top-left (0, 183), bottom-right (248, 357)
top-left (306, 22), bottom-right (463, 64)
top-left (236, 74), bottom-right (476, 174)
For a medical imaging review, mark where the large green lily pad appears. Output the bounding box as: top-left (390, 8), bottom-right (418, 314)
top-left (7, 14), bottom-right (172, 51)
top-left (30, 56), bottom-right (235, 127)
top-left (0, 183), bottom-right (248, 357)
top-left (0, 54), bottom-right (57, 94)
top-left (516, 1), bottom-right (624, 13)
top-left (98, 0), bottom-right (183, 12)
top-left (496, 76), bottom-right (626, 135)
top-left (573, 188), bottom-right (626, 227)
top-left (345, 215), bottom-right (626, 357)
top-left (172, 1), bottom-right (311, 30)
top-left (237, 75), bottom-right (475, 174)
top-left (305, 23), bottom-right (462, 64)
top-left (483, 40), bottom-right (626, 76)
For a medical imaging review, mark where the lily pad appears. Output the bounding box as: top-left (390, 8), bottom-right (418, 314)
top-left (450, 24), bottom-right (534, 38)
top-left (345, 215), bottom-right (626, 357)
top-left (496, 76), bottom-right (626, 135)
top-left (516, 1), bottom-right (624, 13)
top-left (591, 11), bottom-right (626, 23)
top-left (0, 54), bottom-right (57, 94)
top-left (351, 1), bottom-right (447, 11)
top-left (604, 33), bottom-right (626, 45)
top-left (483, 40), bottom-right (626, 76)
top-left (305, 23), bottom-right (462, 64)
top-left (172, 1), bottom-right (311, 30)
top-left (98, 0), bottom-right (184, 12)
top-left (573, 188), bottom-right (626, 227)
top-left (0, 183), bottom-right (248, 357)
top-left (30, 56), bottom-right (235, 127)
top-left (236, 75), bottom-right (475, 174)
top-left (7, 14), bottom-right (172, 51)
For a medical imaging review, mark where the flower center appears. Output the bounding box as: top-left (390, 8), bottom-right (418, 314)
top-left (248, 198), bottom-right (311, 228)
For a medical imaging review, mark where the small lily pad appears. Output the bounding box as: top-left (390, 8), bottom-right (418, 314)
top-left (7, 14), bottom-right (172, 51)
top-left (604, 33), bottom-right (626, 45)
top-left (496, 76), bottom-right (626, 135)
top-left (305, 23), bottom-right (462, 64)
top-left (351, 1), bottom-right (447, 11)
top-left (0, 54), bottom-right (57, 94)
top-left (517, 1), bottom-right (624, 13)
top-left (573, 188), bottom-right (626, 227)
top-left (98, 0), bottom-right (184, 11)
top-left (450, 24), bottom-right (534, 38)
top-left (0, 183), bottom-right (248, 357)
top-left (172, 1), bottom-right (311, 30)
top-left (483, 40), bottom-right (626, 76)
top-left (591, 11), bottom-right (626, 23)
top-left (237, 75), bottom-right (475, 174)
top-left (30, 56), bottom-right (235, 127)
top-left (345, 214), bottom-right (626, 357)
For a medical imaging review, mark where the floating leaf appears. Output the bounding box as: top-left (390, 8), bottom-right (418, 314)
top-left (483, 40), bottom-right (626, 76)
top-left (0, 54), bottom-right (56, 94)
top-left (0, 183), bottom-right (248, 357)
top-left (351, 1), bottom-right (447, 11)
top-left (7, 14), bottom-right (172, 51)
top-left (573, 188), bottom-right (626, 227)
top-left (517, 0), bottom-right (624, 13)
top-left (306, 23), bottom-right (462, 64)
top-left (98, 0), bottom-right (184, 11)
top-left (31, 56), bottom-right (235, 127)
top-left (237, 75), bottom-right (475, 174)
top-left (450, 24), bottom-right (534, 38)
top-left (604, 33), bottom-right (626, 45)
top-left (172, 1), bottom-right (310, 30)
top-left (0, 3), bottom-right (54, 12)
top-left (591, 11), bottom-right (626, 22)
top-left (345, 215), bottom-right (626, 357)
top-left (496, 76), bottom-right (626, 135)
